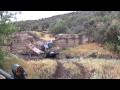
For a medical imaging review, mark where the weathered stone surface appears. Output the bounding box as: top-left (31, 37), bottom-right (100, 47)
top-left (55, 34), bottom-right (89, 48)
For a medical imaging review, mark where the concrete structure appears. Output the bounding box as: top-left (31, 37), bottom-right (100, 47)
top-left (54, 34), bottom-right (89, 48)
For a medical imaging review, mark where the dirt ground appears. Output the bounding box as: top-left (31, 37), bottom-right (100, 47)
top-left (52, 61), bottom-right (91, 79)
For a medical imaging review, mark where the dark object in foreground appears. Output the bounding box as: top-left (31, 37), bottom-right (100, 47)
top-left (89, 52), bottom-right (97, 58)
top-left (0, 69), bottom-right (14, 79)
top-left (45, 51), bottom-right (59, 59)
top-left (66, 55), bottom-right (74, 59)
top-left (0, 64), bottom-right (27, 79)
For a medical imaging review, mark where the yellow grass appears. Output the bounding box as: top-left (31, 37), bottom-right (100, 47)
top-left (1, 57), bottom-right (58, 79)
top-left (61, 43), bottom-right (113, 56)
top-left (32, 31), bottom-right (55, 41)
top-left (1, 56), bottom-right (120, 79)
top-left (73, 58), bottom-right (120, 79)
top-left (41, 34), bottom-right (55, 41)
top-left (26, 60), bottom-right (57, 79)
top-left (62, 62), bottom-right (81, 78)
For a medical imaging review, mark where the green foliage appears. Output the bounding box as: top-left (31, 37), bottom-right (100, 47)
top-left (12, 11), bottom-right (120, 54)
top-left (102, 23), bottom-right (120, 54)
top-left (103, 15), bottom-right (111, 22)
top-left (49, 19), bottom-right (68, 34)
top-left (105, 42), bottom-right (120, 54)
top-left (0, 35), bottom-right (5, 45)
top-left (104, 22), bottom-right (120, 54)
top-left (117, 12), bottom-right (120, 19)
top-left (0, 59), bottom-right (4, 69)
top-left (0, 11), bottom-right (19, 60)
top-left (0, 23), bottom-right (19, 35)
top-left (106, 23), bottom-right (120, 43)
top-left (105, 42), bottom-right (115, 51)
top-left (116, 45), bottom-right (120, 53)
top-left (0, 11), bottom-right (20, 36)
top-left (32, 25), bottom-right (38, 31)
top-left (94, 16), bottom-right (104, 22)
top-left (0, 49), bottom-right (9, 60)
top-left (76, 16), bottom-right (89, 24)
top-left (41, 22), bottom-right (49, 31)
top-left (0, 12), bottom-right (19, 33)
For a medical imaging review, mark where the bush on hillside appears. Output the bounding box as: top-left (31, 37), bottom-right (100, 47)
top-left (49, 19), bottom-right (68, 35)
top-left (104, 23), bottom-right (120, 54)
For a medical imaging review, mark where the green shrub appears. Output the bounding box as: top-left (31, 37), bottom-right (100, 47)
top-left (0, 49), bottom-right (9, 60)
top-left (103, 15), bottom-right (111, 22)
top-left (116, 45), bottom-right (120, 54)
top-left (105, 42), bottom-right (120, 54)
top-left (105, 42), bottom-right (114, 51)
top-left (0, 49), bottom-right (9, 69)
top-left (49, 19), bottom-right (68, 35)
top-left (0, 58), bottom-right (5, 68)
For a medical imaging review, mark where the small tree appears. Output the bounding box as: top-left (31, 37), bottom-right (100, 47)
top-left (0, 11), bottom-right (20, 36)
top-left (105, 23), bottom-right (120, 54)
top-left (0, 11), bottom-right (20, 59)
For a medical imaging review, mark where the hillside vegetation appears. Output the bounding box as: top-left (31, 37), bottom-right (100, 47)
top-left (1, 11), bottom-right (120, 79)
top-left (14, 11), bottom-right (120, 54)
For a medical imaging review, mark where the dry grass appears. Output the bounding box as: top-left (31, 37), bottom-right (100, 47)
top-left (0, 57), bottom-right (58, 79)
top-left (1, 56), bottom-right (120, 79)
top-left (26, 60), bottom-right (57, 79)
top-left (72, 58), bottom-right (120, 79)
top-left (41, 34), bottom-right (55, 41)
top-left (32, 31), bottom-right (55, 41)
top-left (62, 62), bottom-right (81, 78)
top-left (61, 43), bottom-right (113, 56)
top-left (1, 57), bottom-right (28, 75)
top-left (32, 31), bottom-right (44, 38)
